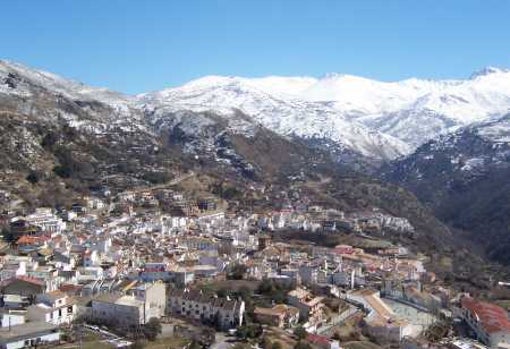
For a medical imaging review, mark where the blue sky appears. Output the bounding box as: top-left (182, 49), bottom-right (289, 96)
top-left (1, 0), bottom-right (509, 94)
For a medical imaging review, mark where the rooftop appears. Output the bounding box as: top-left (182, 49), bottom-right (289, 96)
top-left (462, 297), bottom-right (510, 334)
top-left (0, 321), bottom-right (58, 341)
top-left (115, 295), bottom-right (144, 307)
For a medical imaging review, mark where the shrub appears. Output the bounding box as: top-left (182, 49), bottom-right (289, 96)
top-left (143, 318), bottom-right (161, 341)
top-left (26, 171), bottom-right (41, 184)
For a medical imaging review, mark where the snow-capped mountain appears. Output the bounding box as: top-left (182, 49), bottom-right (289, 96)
top-left (0, 60), bottom-right (134, 108)
top-left (0, 60), bottom-right (147, 135)
top-left (150, 68), bottom-right (510, 149)
top-left (3, 59), bottom-right (510, 164)
top-left (383, 113), bottom-right (510, 196)
top-left (0, 60), bottom-right (341, 183)
top-left (139, 76), bottom-right (411, 161)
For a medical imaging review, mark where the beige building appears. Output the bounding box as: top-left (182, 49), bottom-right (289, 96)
top-left (91, 282), bottom-right (166, 328)
top-left (287, 288), bottom-right (324, 323)
top-left (253, 304), bottom-right (299, 328)
top-left (92, 294), bottom-right (145, 328)
top-left (130, 282), bottom-right (166, 320)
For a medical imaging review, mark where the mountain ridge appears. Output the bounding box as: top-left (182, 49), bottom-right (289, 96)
top-left (5, 59), bottom-right (510, 159)
top-left (143, 65), bottom-right (510, 150)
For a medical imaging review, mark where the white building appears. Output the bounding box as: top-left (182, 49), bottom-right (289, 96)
top-left (91, 282), bottom-right (166, 327)
top-left (91, 295), bottom-right (146, 328)
top-left (24, 208), bottom-right (66, 234)
top-left (168, 289), bottom-right (245, 330)
top-left (0, 322), bottom-right (60, 349)
top-left (130, 282), bottom-right (166, 321)
top-left (456, 297), bottom-right (510, 348)
top-left (26, 291), bottom-right (77, 325)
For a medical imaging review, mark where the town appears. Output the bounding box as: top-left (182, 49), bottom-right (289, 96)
top-left (0, 180), bottom-right (509, 349)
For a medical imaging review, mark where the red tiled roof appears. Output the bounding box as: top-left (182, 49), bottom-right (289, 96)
top-left (59, 284), bottom-right (82, 292)
top-left (1, 275), bottom-right (45, 287)
top-left (462, 297), bottom-right (510, 334)
top-left (16, 235), bottom-right (43, 245)
top-left (306, 334), bottom-right (330, 345)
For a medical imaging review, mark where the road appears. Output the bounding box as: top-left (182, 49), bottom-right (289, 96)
top-left (133, 171), bottom-right (196, 193)
top-left (210, 333), bottom-right (235, 349)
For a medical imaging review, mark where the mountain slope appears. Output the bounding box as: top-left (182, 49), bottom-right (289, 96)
top-left (153, 68), bottom-right (510, 149)
top-left (383, 114), bottom-right (510, 264)
top-left (282, 68), bottom-right (510, 147)
top-left (139, 76), bottom-right (410, 162)
top-left (0, 60), bottom-right (506, 283)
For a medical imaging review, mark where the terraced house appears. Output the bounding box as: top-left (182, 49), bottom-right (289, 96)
top-left (168, 289), bottom-right (245, 330)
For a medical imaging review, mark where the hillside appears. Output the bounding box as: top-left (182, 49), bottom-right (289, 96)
top-left (1, 60), bottom-right (508, 283)
top-left (383, 114), bottom-right (510, 265)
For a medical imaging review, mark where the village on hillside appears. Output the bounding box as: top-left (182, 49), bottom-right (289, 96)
top-left (0, 182), bottom-right (509, 349)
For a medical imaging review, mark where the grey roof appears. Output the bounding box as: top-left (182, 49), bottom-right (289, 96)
top-left (0, 321), bottom-right (59, 342)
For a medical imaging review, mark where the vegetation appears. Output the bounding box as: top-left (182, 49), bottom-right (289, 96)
top-left (26, 170), bottom-right (41, 184)
top-left (142, 171), bottom-right (171, 184)
top-left (228, 263), bottom-right (248, 280)
top-left (293, 326), bottom-right (307, 341)
top-left (236, 323), bottom-right (263, 340)
top-left (257, 279), bottom-right (292, 304)
top-left (143, 318), bottom-right (162, 341)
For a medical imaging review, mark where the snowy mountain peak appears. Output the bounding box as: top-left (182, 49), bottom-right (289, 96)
top-left (135, 66), bottom-right (510, 159)
top-left (0, 59), bottom-right (134, 107)
top-left (140, 73), bottom-right (411, 161)
top-left (3, 60), bottom-right (510, 164)
top-left (470, 66), bottom-right (510, 79)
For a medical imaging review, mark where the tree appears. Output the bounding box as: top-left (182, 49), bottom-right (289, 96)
top-left (217, 288), bottom-right (229, 298)
top-left (258, 279), bottom-right (275, 294)
top-left (237, 324), bottom-right (262, 340)
top-left (53, 165), bottom-right (72, 178)
top-left (236, 325), bottom-right (249, 340)
top-left (1, 228), bottom-right (14, 244)
top-left (41, 131), bottom-right (59, 149)
top-left (143, 318), bottom-right (162, 341)
top-left (26, 171), bottom-right (41, 184)
top-left (238, 286), bottom-right (252, 301)
top-left (228, 263), bottom-right (247, 280)
top-left (293, 326), bottom-right (307, 341)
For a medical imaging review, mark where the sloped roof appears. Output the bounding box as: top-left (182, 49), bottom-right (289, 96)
top-left (462, 297), bottom-right (510, 334)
